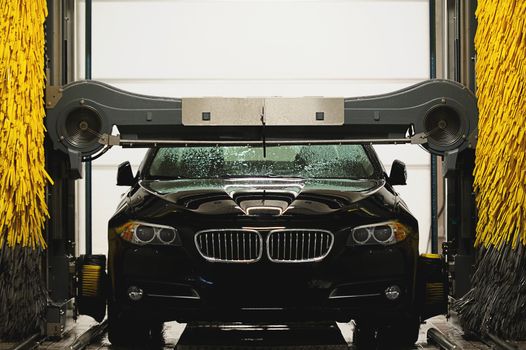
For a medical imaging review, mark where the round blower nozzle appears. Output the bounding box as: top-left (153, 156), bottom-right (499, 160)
top-left (62, 106), bottom-right (103, 149)
top-left (424, 105), bottom-right (464, 148)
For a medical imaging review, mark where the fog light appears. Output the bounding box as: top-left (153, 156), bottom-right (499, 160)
top-left (128, 286), bottom-right (144, 301)
top-left (385, 285), bottom-right (401, 300)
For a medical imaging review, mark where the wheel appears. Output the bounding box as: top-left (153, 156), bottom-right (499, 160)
top-left (354, 315), bottom-right (420, 349)
top-left (353, 320), bottom-right (377, 349)
top-left (107, 301), bottom-right (164, 347)
top-left (376, 315), bottom-right (421, 348)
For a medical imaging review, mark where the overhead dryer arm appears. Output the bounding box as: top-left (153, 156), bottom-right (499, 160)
top-left (45, 79), bottom-right (477, 178)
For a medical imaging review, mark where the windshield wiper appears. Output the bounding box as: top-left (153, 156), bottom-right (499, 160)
top-left (146, 175), bottom-right (182, 180)
top-left (263, 174), bottom-right (305, 179)
top-left (217, 174), bottom-right (305, 179)
top-left (216, 174), bottom-right (260, 178)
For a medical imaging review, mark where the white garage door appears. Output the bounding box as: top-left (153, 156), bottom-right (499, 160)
top-left (73, 0), bottom-right (431, 255)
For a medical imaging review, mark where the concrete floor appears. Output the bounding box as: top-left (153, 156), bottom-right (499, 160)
top-left (4, 313), bottom-right (524, 349)
top-left (27, 315), bottom-right (496, 350)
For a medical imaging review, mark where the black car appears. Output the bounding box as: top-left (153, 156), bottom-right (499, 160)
top-left (106, 143), bottom-right (438, 346)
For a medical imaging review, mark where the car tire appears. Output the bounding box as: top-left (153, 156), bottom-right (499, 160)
top-left (353, 320), bottom-right (377, 349)
top-left (107, 302), bottom-right (164, 347)
top-left (376, 315), bottom-right (421, 348)
top-left (354, 315), bottom-right (420, 349)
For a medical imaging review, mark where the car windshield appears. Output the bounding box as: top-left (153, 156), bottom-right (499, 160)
top-left (147, 144), bottom-right (376, 179)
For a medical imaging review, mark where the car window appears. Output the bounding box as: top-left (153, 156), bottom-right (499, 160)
top-left (148, 145), bottom-right (375, 179)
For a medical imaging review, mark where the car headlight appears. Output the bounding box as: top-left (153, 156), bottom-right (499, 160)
top-left (347, 221), bottom-right (410, 246)
top-left (116, 222), bottom-right (182, 246)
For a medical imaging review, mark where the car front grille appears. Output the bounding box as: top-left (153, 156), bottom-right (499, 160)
top-left (267, 229), bottom-right (334, 263)
top-left (195, 229), bottom-right (263, 263)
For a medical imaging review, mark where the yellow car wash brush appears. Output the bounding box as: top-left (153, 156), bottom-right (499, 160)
top-left (455, 0), bottom-right (526, 340)
top-left (0, 0), bottom-right (51, 339)
top-left (0, 0), bottom-right (52, 249)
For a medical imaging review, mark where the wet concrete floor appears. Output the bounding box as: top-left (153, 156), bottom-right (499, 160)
top-left (4, 312), bottom-right (525, 350)
top-left (28, 315), bottom-right (501, 350)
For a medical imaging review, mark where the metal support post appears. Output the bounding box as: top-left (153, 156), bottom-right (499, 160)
top-left (443, 0), bottom-right (477, 298)
top-left (429, 0), bottom-right (439, 254)
top-left (45, 0), bottom-right (77, 337)
top-left (85, 0), bottom-right (93, 255)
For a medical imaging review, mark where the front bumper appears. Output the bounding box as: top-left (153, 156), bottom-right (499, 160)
top-left (109, 241), bottom-right (417, 323)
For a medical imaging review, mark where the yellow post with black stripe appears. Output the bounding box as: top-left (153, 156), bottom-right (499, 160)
top-left (417, 253), bottom-right (448, 320)
top-left (77, 255), bottom-right (107, 322)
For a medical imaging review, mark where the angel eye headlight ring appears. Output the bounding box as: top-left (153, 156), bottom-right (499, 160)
top-left (116, 222), bottom-right (181, 246)
top-left (347, 221), bottom-right (410, 246)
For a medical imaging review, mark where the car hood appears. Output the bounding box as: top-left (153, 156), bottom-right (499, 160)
top-left (138, 178), bottom-right (386, 216)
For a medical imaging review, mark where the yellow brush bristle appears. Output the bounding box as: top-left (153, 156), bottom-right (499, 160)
top-left (473, 0), bottom-right (526, 249)
top-left (0, 0), bottom-right (51, 249)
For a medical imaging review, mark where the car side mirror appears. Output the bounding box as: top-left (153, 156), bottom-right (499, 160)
top-left (388, 160), bottom-right (407, 186)
top-left (117, 161), bottom-right (135, 186)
